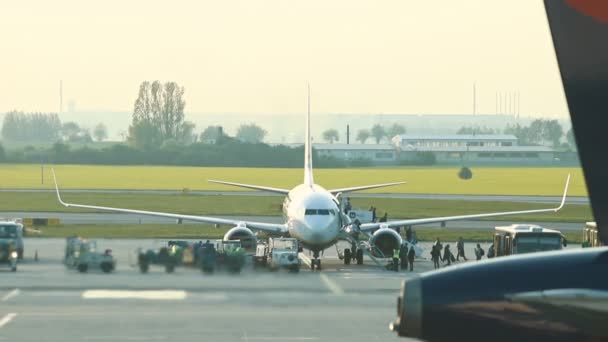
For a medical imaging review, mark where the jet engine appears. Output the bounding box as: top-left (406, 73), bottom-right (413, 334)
top-left (223, 224), bottom-right (257, 252)
top-left (369, 227), bottom-right (403, 258)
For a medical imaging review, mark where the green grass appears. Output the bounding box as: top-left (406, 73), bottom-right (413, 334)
top-left (28, 225), bottom-right (585, 244)
top-left (0, 192), bottom-right (593, 223)
top-left (0, 164), bottom-right (588, 196)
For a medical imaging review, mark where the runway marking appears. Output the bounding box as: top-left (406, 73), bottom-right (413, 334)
top-left (319, 273), bottom-right (344, 295)
top-left (1, 289), bottom-right (19, 302)
top-left (0, 313), bottom-right (17, 329)
top-left (82, 290), bottom-right (187, 300)
top-left (84, 336), bottom-right (167, 340)
top-left (242, 338), bottom-right (319, 341)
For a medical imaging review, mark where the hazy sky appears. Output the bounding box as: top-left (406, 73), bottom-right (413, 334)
top-left (1, 0), bottom-right (570, 118)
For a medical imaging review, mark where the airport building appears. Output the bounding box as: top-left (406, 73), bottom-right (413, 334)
top-left (392, 134), bottom-right (555, 165)
top-left (310, 134), bottom-right (558, 166)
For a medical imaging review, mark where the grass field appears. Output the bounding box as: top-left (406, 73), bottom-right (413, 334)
top-left (28, 224), bottom-right (585, 244)
top-left (0, 192), bottom-right (593, 223)
top-left (0, 164), bottom-right (588, 196)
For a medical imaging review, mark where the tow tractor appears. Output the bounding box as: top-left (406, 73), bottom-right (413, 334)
top-left (254, 237), bottom-right (300, 272)
top-left (64, 236), bottom-right (116, 273)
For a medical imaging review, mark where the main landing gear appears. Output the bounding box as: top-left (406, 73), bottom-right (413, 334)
top-left (343, 242), bottom-right (364, 265)
top-left (310, 250), bottom-right (322, 271)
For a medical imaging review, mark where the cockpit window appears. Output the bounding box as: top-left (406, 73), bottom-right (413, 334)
top-left (305, 209), bottom-right (335, 216)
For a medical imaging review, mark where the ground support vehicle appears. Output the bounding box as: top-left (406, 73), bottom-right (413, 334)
top-left (0, 219), bottom-right (24, 260)
top-left (214, 240), bottom-right (246, 273)
top-left (136, 244), bottom-right (182, 273)
top-left (64, 236), bottom-right (115, 273)
top-left (0, 239), bottom-right (18, 272)
top-left (492, 224), bottom-right (567, 257)
top-left (582, 222), bottom-right (604, 247)
top-left (254, 237), bottom-right (300, 272)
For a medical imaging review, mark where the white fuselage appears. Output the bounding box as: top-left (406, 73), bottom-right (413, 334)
top-left (283, 184), bottom-right (342, 252)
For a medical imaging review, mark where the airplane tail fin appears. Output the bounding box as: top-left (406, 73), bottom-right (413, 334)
top-left (304, 84), bottom-right (314, 187)
top-left (544, 0), bottom-right (608, 244)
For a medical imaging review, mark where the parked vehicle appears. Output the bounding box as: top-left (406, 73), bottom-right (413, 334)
top-left (64, 236), bottom-right (115, 273)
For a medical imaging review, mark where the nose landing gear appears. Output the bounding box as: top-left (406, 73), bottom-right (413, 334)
top-left (310, 250), bottom-right (322, 271)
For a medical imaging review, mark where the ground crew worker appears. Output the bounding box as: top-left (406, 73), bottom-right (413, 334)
top-left (431, 245), bottom-right (441, 269)
top-left (392, 248), bottom-right (400, 272)
top-left (474, 243), bottom-right (484, 260)
top-left (456, 237), bottom-right (468, 261)
top-left (399, 243), bottom-right (408, 270)
top-left (407, 244), bottom-right (416, 271)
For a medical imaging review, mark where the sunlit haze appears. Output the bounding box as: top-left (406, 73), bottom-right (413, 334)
top-left (1, 0), bottom-right (568, 118)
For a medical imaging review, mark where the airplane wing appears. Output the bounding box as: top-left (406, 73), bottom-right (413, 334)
top-left (328, 181), bottom-right (406, 195)
top-left (52, 170), bottom-right (288, 234)
top-left (360, 174), bottom-right (570, 232)
top-left (208, 180), bottom-right (290, 195)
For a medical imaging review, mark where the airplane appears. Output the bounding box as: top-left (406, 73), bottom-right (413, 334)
top-left (52, 88), bottom-right (571, 271)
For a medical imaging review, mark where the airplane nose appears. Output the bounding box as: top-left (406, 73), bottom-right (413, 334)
top-left (301, 217), bottom-right (334, 243)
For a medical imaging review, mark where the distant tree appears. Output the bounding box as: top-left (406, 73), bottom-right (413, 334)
top-left (566, 128), bottom-right (576, 150)
top-left (0, 143), bottom-right (5, 162)
top-left (322, 129), bottom-right (339, 143)
top-left (457, 126), bottom-right (496, 135)
top-left (179, 121), bottom-right (197, 145)
top-left (61, 122), bottom-right (81, 141)
top-left (543, 120), bottom-right (564, 147)
top-left (236, 123), bottom-right (267, 143)
top-left (1, 111), bottom-right (61, 143)
top-left (200, 126), bottom-right (223, 143)
top-left (387, 123), bottom-right (406, 138)
top-left (93, 123), bottom-right (108, 142)
top-left (527, 119), bottom-right (545, 145)
top-left (129, 80), bottom-right (188, 148)
top-left (371, 124), bottom-right (386, 144)
top-left (356, 129), bottom-right (371, 144)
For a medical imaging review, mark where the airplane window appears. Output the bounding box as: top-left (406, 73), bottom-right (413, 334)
top-left (318, 209), bottom-right (330, 215)
top-left (305, 209), bottom-right (317, 215)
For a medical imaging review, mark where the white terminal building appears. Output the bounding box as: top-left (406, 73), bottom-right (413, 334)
top-left (312, 134), bottom-right (556, 165)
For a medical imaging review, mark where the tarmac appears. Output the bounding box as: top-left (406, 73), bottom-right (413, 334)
top-left (0, 238), bottom-right (513, 342)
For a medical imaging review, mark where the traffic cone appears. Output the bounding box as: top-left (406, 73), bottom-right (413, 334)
top-left (34, 250), bottom-right (38, 262)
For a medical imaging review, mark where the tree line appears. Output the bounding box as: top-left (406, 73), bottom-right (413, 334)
top-left (457, 119), bottom-right (575, 149)
top-left (1, 111), bottom-right (108, 144)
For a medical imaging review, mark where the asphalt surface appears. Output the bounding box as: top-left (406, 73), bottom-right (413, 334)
top-left (0, 211), bottom-right (583, 231)
top-left (0, 188), bottom-right (590, 204)
top-left (0, 239), bottom-right (583, 342)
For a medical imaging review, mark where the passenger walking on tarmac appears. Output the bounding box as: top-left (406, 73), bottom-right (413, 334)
top-left (434, 237), bottom-right (443, 259)
top-left (379, 212), bottom-right (388, 223)
top-left (399, 243), bottom-right (408, 270)
top-left (407, 244), bottom-right (416, 271)
top-left (344, 197), bottom-right (352, 214)
top-left (443, 244), bottom-right (454, 266)
top-left (405, 226), bottom-right (413, 242)
top-left (487, 243), bottom-right (495, 258)
top-left (456, 237), bottom-right (468, 261)
top-left (474, 243), bottom-right (485, 260)
top-left (431, 245), bottom-right (441, 269)
top-left (392, 248), bottom-right (400, 272)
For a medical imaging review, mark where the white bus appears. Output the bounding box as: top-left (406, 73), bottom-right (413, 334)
top-left (491, 224), bottom-right (567, 257)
